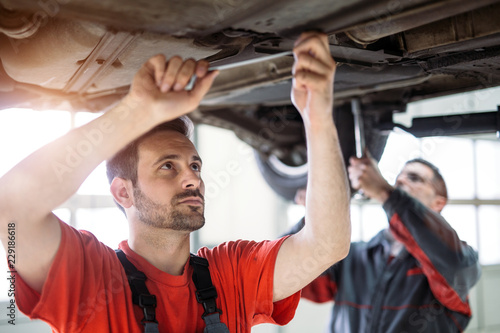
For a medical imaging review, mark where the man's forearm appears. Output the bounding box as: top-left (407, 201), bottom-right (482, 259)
top-left (0, 98), bottom-right (156, 223)
top-left (303, 121), bottom-right (351, 263)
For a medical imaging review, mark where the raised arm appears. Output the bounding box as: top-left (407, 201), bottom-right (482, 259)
top-left (273, 32), bottom-right (351, 301)
top-left (0, 55), bottom-right (217, 293)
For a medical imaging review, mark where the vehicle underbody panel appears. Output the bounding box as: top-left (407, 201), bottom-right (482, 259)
top-left (1, 0), bottom-right (499, 198)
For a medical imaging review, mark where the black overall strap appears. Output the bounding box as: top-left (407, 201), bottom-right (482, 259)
top-left (115, 249), bottom-right (229, 332)
top-left (190, 254), bottom-right (230, 333)
top-left (115, 249), bottom-right (159, 333)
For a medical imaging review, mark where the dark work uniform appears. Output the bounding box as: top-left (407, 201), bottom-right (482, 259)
top-left (289, 188), bottom-right (481, 332)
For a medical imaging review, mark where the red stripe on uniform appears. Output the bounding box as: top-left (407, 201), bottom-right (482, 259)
top-left (446, 311), bottom-right (465, 332)
top-left (406, 267), bottom-right (424, 276)
top-left (382, 303), bottom-right (441, 310)
top-left (334, 301), bottom-right (373, 309)
top-left (389, 214), bottom-right (471, 316)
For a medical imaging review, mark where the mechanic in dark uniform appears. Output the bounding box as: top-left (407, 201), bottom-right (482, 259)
top-left (287, 155), bottom-right (481, 332)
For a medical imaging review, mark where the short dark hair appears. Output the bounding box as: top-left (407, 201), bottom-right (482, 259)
top-left (405, 158), bottom-right (448, 200)
top-left (106, 116), bottom-right (193, 214)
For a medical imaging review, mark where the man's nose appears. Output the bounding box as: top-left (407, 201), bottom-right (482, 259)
top-left (181, 168), bottom-right (201, 190)
top-left (395, 176), bottom-right (406, 188)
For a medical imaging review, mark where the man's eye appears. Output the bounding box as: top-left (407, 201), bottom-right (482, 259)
top-left (407, 173), bottom-right (423, 182)
top-left (161, 163), bottom-right (173, 170)
top-left (191, 163), bottom-right (201, 171)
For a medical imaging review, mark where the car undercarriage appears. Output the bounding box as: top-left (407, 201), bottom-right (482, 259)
top-left (1, 0), bottom-right (499, 198)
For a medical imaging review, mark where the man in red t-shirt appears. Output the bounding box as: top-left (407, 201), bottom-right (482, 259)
top-left (0, 32), bottom-right (351, 332)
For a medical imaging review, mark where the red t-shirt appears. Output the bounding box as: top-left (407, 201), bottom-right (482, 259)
top-left (15, 220), bottom-right (300, 332)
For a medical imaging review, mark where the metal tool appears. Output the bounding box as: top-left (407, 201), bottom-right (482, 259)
top-left (186, 50), bottom-right (294, 91)
top-left (351, 98), bottom-right (365, 158)
top-left (351, 98), bottom-right (369, 200)
top-left (209, 50), bottom-right (294, 72)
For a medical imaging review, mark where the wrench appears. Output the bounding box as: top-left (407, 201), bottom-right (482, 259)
top-left (351, 98), bottom-right (365, 158)
top-left (351, 98), bottom-right (369, 200)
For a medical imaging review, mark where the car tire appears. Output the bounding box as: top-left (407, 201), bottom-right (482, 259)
top-left (254, 150), bottom-right (308, 201)
top-left (254, 103), bottom-right (389, 201)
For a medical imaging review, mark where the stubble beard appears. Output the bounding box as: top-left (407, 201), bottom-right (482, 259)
top-left (133, 186), bottom-right (205, 231)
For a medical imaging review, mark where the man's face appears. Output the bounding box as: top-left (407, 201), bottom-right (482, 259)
top-left (395, 162), bottom-right (443, 212)
top-left (132, 130), bottom-right (205, 231)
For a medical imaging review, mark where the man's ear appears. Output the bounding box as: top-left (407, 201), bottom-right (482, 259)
top-left (110, 178), bottom-right (134, 210)
top-left (432, 195), bottom-right (447, 213)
